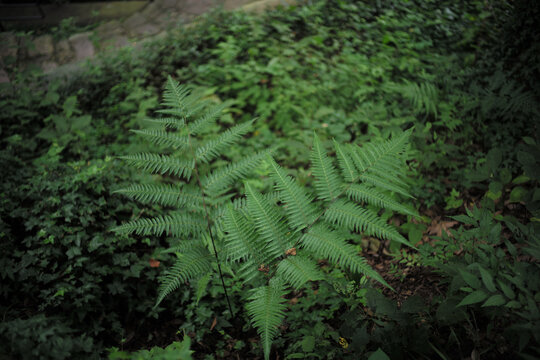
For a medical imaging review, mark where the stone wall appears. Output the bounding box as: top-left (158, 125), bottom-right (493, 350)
top-left (0, 0), bottom-right (297, 84)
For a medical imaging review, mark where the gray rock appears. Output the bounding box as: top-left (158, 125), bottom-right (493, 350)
top-left (69, 32), bottom-right (95, 61)
top-left (159, 0), bottom-right (183, 10)
top-left (101, 35), bottom-right (130, 51)
top-left (183, 0), bottom-right (216, 15)
top-left (123, 13), bottom-right (147, 36)
top-left (131, 23), bottom-right (161, 37)
top-left (0, 68), bottom-right (10, 84)
top-left (40, 61), bottom-right (59, 73)
top-left (0, 32), bottom-right (18, 62)
top-left (140, 2), bottom-right (164, 21)
top-left (95, 20), bottom-right (124, 41)
top-left (28, 34), bottom-right (54, 57)
top-left (55, 39), bottom-right (74, 63)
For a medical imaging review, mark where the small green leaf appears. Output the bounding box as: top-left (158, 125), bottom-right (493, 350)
top-left (509, 187), bottom-right (528, 203)
top-left (482, 294), bottom-right (506, 307)
top-left (512, 175), bottom-right (530, 185)
top-left (497, 280), bottom-right (515, 299)
top-left (499, 168), bottom-right (512, 184)
top-left (301, 336), bottom-right (315, 352)
top-left (478, 266), bottom-right (497, 293)
top-left (486, 148), bottom-right (502, 172)
top-left (488, 181), bottom-right (502, 195)
top-left (505, 300), bottom-right (522, 309)
top-left (458, 269), bottom-right (481, 289)
top-left (457, 290), bottom-right (488, 307)
top-left (368, 348), bottom-right (390, 360)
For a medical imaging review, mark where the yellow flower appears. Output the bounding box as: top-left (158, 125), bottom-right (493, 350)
top-left (338, 337), bottom-right (349, 349)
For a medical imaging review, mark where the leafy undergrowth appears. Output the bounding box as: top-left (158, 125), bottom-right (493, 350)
top-left (0, 0), bottom-right (539, 359)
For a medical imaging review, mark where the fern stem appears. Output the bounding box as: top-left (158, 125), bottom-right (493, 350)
top-left (187, 131), bottom-right (234, 318)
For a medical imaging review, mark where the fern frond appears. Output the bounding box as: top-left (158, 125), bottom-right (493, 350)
top-left (267, 156), bottom-right (317, 229)
top-left (112, 213), bottom-right (205, 237)
top-left (346, 184), bottom-right (418, 217)
top-left (114, 183), bottom-right (203, 210)
top-left (202, 150), bottom-right (269, 195)
top-left (189, 102), bottom-right (229, 135)
top-left (223, 205), bottom-right (271, 265)
top-left (311, 133), bottom-right (342, 201)
top-left (333, 140), bottom-right (357, 182)
top-left (301, 224), bottom-right (389, 287)
top-left (131, 129), bottom-right (189, 150)
top-left (359, 173), bottom-right (412, 198)
top-left (156, 246), bottom-right (212, 306)
top-left (276, 254), bottom-right (323, 289)
top-left (119, 153), bottom-right (194, 179)
top-left (245, 183), bottom-right (290, 257)
top-left (161, 76), bottom-right (191, 110)
top-left (142, 117), bottom-right (185, 129)
top-left (246, 280), bottom-right (288, 360)
top-left (196, 120), bottom-right (254, 163)
top-left (396, 81), bottom-right (438, 117)
top-left (347, 131), bottom-right (409, 177)
top-left (324, 200), bottom-right (410, 246)
top-left (158, 78), bottom-right (207, 119)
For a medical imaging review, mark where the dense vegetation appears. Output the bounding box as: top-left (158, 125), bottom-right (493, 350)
top-left (0, 0), bottom-right (538, 359)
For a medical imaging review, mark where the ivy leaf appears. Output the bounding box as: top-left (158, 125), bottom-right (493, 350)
top-left (457, 290), bottom-right (488, 307)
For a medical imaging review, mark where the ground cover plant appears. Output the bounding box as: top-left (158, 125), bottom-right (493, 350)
top-left (0, 0), bottom-right (538, 359)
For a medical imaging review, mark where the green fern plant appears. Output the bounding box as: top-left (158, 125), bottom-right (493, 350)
top-left (387, 80), bottom-right (439, 118)
top-left (112, 77), bottom-right (418, 360)
top-left (112, 76), bottom-right (269, 311)
top-left (224, 131), bottom-right (417, 359)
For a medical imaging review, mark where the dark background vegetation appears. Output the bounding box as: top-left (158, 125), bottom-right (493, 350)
top-left (0, 0), bottom-right (538, 358)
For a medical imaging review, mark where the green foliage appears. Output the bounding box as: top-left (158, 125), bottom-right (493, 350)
top-left (0, 315), bottom-right (95, 360)
top-left (108, 335), bottom-right (193, 360)
top-left (114, 77), bottom-right (416, 359)
top-left (419, 206), bottom-right (540, 357)
top-left (112, 77), bottom-right (267, 315)
top-left (2, 0), bottom-right (538, 358)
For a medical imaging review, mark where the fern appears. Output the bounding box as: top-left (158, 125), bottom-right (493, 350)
top-left (276, 254), bottom-right (323, 289)
top-left (113, 76), bottom-right (264, 312)
top-left (311, 133), bottom-right (342, 201)
top-left (390, 80), bottom-right (439, 118)
top-left (156, 245), bottom-right (213, 306)
top-left (324, 199), bottom-right (410, 246)
top-left (246, 280), bottom-right (288, 360)
top-left (221, 131), bottom-right (415, 358)
top-left (119, 153), bottom-right (194, 178)
top-left (113, 76), bottom-right (418, 360)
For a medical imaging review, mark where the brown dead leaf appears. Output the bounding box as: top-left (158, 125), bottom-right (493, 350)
top-left (427, 218), bottom-right (458, 237)
top-left (149, 258), bottom-right (160, 268)
top-left (210, 317), bottom-right (217, 331)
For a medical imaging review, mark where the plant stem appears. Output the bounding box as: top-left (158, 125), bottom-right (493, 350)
top-left (187, 132), bottom-right (234, 318)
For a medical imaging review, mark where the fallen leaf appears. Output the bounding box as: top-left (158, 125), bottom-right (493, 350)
top-left (210, 317), bottom-right (217, 331)
top-left (427, 218), bottom-right (458, 237)
top-left (149, 258), bottom-right (160, 268)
